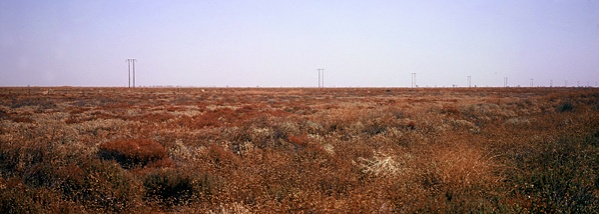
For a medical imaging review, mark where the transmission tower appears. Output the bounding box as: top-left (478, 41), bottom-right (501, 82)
top-left (530, 79), bottom-right (534, 87)
top-left (504, 77), bottom-right (508, 87)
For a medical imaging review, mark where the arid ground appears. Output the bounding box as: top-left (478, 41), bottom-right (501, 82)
top-left (1, 87), bottom-right (598, 213)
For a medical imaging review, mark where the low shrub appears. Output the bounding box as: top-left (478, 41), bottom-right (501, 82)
top-left (98, 139), bottom-right (170, 169)
top-left (0, 138), bottom-right (141, 212)
top-left (10, 97), bottom-right (57, 109)
top-left (143, 168), bottom-right (219, 207)
top-left (60, 158), bottom-right (142, 212)
top-left (505, 135), bottom-right (599, 213)
top-left (206, 144), bottom-right (241, 167)
top-left (556, 102), bottom-right (574, 112)
top-left (2, 87), bottom-right (598, 212)
top-left (0, 178), bottom-right (83, 213)
top-left (0, 108), bottom-right (8, 120)
top-left (440, 105), bottom-right (461, 117)
top-left (0, 178), bottom-right (46, 213)
top-left (12, 116), bottom-right (34, 123)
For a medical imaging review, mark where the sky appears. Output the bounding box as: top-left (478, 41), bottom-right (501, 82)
top-left (1, 0), bottom-right (598, 87)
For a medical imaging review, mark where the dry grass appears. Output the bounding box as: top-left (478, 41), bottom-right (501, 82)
top-left (0, 87), bottom-right (598, 213)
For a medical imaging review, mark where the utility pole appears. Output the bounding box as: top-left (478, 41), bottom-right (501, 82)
top-left (322, 69), bottom-right (324, 88)
top-left (411, 73), bottom-right (416, 88)
top-left (127, 59), bottom-right (137, 88)
top-left (127, 59), bottom-right (131, 88)
top-left (317, 68), bottom-right (325, 88)
top-left (132, 59), bottom-right (136, 88)
top-left (468, 76), bottom-right (472, 88)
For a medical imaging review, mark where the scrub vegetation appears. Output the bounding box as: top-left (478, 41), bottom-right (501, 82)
top-left (1, 87), bottom-right (598, 213)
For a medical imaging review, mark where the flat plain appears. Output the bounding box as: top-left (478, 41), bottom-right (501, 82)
top-left (1, 87), bottom-right (598, 213)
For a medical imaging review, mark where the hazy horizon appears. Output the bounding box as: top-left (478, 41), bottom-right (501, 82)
top-left (2, 0), bottom-right (598, 88)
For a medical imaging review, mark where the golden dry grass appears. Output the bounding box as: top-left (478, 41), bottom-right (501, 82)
top-left (0, 87), bottom-right (598, 213)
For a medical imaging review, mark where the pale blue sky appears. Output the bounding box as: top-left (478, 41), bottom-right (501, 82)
top-left (1, 0), bottom-right (598, 87)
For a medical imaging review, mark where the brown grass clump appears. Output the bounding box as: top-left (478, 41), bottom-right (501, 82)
top-left (432, 143), bottom-right (499, 188)
top-left (98, 139), bottom-right (171, 169)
